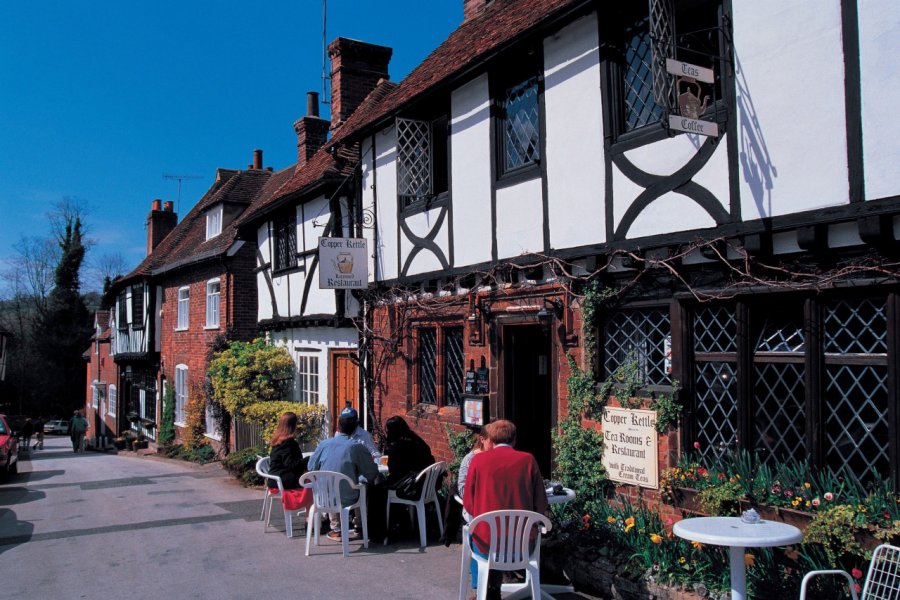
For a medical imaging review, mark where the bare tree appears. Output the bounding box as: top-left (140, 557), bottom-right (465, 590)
top-left (87, 251), bottom-right (131, 294)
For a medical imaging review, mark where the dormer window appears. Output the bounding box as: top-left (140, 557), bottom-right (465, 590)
top-left (205, 205), bottom-right (223, 240)
top-left (396, 110), bottom-right (449, 213)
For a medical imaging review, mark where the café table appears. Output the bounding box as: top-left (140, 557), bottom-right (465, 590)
top-left (673, 516), bottom-right (802, 600)
top-left (501, 487), bottom-right (577, 600)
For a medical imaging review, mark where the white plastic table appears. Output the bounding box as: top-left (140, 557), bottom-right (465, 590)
top-left (673, 516), bottom-right (802, 600)
top-left (502, 488), bottom-right (577, 600)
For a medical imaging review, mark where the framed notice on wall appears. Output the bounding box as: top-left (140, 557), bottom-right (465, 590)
top-left (461, 394), bottom-right (488, 429)
top-left (600, 407), bottom-right (659, 489)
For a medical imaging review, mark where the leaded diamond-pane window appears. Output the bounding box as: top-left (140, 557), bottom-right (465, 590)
top-left (624, 19), bottom-right (665, 132)
top-left (397, 118), bottom-right (432, 208)
top-left (695, 306), bottom-right (736, 353)
top-left (444, 328), bottom-right (464, 407)
top-left (695, 361), bottom-right (737, 460)
top-left (604, 308), bottom-right (671, 385)
top-left (273, 210), bottom-right (297, 272)
top-left (756, 317), bottom-right (805, 353)
top-left (502, 76), bottom-right (540, 173)
top-left (824, 298), bottom-right (887, 355)
top-left (754, 362), bottom-right (806, 464)
top-left (825, 364), bottom-right (889, 486)
top-left (418, 328), bottom-right (436, 405)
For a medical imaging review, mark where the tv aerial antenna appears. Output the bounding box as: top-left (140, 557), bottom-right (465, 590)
top-left (162, 173), bottom-right (203, 213)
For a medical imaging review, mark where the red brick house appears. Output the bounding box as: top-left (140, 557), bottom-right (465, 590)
top-left (83, 310), bottom-right (118, 447)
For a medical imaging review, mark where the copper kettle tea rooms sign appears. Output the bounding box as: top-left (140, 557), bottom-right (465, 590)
top-left (318, 237), bottom-right (368, 289)
top-left (666, 58), bottom-right (719, 138)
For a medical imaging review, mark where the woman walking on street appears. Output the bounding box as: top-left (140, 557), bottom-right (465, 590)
top-left (68, 410), bottom-right (88, 452)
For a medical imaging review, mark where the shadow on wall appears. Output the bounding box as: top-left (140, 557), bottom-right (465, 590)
top-left (735, 50), bottom-right (778, 219)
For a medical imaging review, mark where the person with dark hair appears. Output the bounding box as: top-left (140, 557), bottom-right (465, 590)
top-left (463, 419), bottom-right (548, 600)
top-left (33, 417), bottom-right (44, 450)
top-left (22, 418), bottom-right (34, 452)
top-left (338, 404), bottom-right (377, 456)
top-left (268, 412), bottom-right (308, 490)
top-left (383, 415), bottom-right (435, 494)
top-left (308, 408), bottom-right (381, 541)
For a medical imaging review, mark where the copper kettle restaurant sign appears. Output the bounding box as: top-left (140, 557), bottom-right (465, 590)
top-left (601, 407), bottom-right (659, 489)
top-left (666, 58), bottom-right (719, 138)
top-left (318, 237), bottom-right (368, 289)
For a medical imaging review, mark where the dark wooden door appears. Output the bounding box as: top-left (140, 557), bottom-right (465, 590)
top-left (503, 324), bottom-right (552, 476)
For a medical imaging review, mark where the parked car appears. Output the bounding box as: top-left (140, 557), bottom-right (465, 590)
top-left (0, 414), bottom-right (19, 479)
top-left (44, 420), bottom-right (69, 435)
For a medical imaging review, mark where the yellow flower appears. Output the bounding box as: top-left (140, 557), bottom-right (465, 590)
top-left (679, 556), bottom-right (686, 564)
top-left (804, 482), bottom-right (811, 489)
top-left (792, 499), bottom-right (800, 507)
top-left (607, 516), bottom-right (616, 524)
top-left (805, 501), bottom-right (811, 508)
top-left (691, 540), bottom-right (703, 550)
top-left (624, 516), bottom-right (635, 532)
top-left (745, 553), bottom-right (755, 567)
top-left (650, 533), bottom-right (662, 544)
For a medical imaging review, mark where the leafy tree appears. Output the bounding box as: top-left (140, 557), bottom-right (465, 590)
top-left (32, 216), bottom-right (93, 415)
top-left (157, 383), bottom-right (176, 445)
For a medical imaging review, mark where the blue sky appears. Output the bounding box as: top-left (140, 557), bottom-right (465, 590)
top-left (0, 0), bottom-right (460, 292)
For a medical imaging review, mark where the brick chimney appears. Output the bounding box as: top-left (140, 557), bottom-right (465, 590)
top-left (147, 199), bottom-right (177, 255)
top-left (464, 0), bottom-right (493, 21)
top-left (293, 92), bottom-right (330, 168)
top-left (327, 37), bottom-right (392, 130)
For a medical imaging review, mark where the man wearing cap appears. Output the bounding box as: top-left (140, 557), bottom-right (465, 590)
top-left (308, 407), bottom-right (381, 541)
top-left (338, 405), bottom-right (378, 456)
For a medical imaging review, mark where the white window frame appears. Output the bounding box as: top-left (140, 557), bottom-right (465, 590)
top-left (205, 278), bottom-right (220, 329)
top-left (296, 353), bottom-right (320, 405)
top-left (204, 403), bottom-right (221, 440)
top-left (206, 204), bottom-right (223, 240)
top-left (91, 383), bottom-right (102, 409)
top-left (175, 364), bottom-right (188, 425)
top-left (176, 286), bottom-right (190, 330)
top-left (108, 384), bottom-right (117, 417)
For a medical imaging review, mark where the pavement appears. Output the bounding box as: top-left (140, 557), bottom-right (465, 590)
top-left (0, 435), bottom-right (601, 600)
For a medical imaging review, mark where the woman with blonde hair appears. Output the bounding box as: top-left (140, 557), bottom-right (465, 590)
top-left (268, 412), bottom-right (308, 490)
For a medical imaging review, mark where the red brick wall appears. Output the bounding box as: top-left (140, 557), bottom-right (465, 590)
top-left (84, 335), bottom-right (118, 440)
top-left (369, 286), bottom-right (681, 519)
top-left (157, 249), bottom-right (259, 450)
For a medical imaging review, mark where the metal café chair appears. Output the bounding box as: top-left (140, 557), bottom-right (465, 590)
top-left (800, 543), bottom-right (900, 600)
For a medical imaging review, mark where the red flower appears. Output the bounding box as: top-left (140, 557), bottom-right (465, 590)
top-left (852, 567), bottom-right (863, 579)
top-left (693, 441), bottom-right (701, 450)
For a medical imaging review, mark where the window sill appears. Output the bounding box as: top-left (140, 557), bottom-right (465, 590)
top-left (496, 162), bottom-right (540, 189)
top-left (399, 192), bottom-right (450, 218)
top-left (174, 327), bottom-right (189, 332)
top-left (204, 433), bottom-right (222, 442)
top-left (204, 325), bottom-right (220, 330)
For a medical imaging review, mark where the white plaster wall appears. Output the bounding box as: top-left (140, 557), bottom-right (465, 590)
top-left (400, 206), bottom-right (450, 276)
top-left (828, 221), bottom-right (863, 248)
top-left (373, 126), bottom-right (399, 281)
top-left (450, 74), bottom-right (493, 267)
top-left (256, 222), bottom-right (273, 320)
top-left (300, 195), bottom-right (328, 252)
top-left (496, 177), bottom-right (544, 258)
top-left (628, 191), bottom-right (718, 239)
top-left (360, 138), bottom-right (379, 284)
top-left (858, 0), bottom-right (900, 200)
top-left (616, 134), bottom-right (729, 238)
top-left (733, 1), bottom-right (848, 219)
top-left (544, 14), bottom-right (606, 249)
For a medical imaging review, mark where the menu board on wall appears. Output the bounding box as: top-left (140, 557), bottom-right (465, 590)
top-left (600, 407), bottom-right (659, 489)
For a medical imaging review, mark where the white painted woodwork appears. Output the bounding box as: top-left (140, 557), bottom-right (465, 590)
top-left (270, 327), bottom-right (359, 408)
top-left (496, 177), bottom-right (544, 258)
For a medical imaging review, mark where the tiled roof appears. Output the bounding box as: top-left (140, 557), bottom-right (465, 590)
top-left (116, 168), bottom-right (273, 283)
top-left (330, 0), bottom-right (583, 145)
top-left (236, 143), bottom-right (360, 227)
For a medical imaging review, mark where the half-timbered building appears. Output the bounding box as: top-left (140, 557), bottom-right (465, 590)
top-left (327, 0), bottom-right (900, 489)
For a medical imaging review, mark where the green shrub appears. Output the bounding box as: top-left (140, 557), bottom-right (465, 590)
top-left (222, 445), bottom-right (265, 486)
top-left (241, 401), bottom-right (325, 448)
top-left (207, 338), bottom-right (295, 417)
top-left (157, 383), bottom-right (176, 445)
top-left (179, 444), bottom-right (216, 464)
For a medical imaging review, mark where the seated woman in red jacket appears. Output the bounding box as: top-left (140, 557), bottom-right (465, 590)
top-left (268, 412), bottom-right (309, 490)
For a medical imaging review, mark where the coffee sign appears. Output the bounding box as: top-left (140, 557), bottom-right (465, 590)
top-left (318, 237), bottom-right (368, 289)
top-left (601, 407), bottom-right (659, 489)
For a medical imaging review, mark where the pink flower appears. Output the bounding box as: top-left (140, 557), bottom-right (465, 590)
top-left (693, 441), bottom-right (701, 450)
top-left (852, 567), bottom-right (863, 579)
top-left (812, 498), bottom-right (821, 507)
top-left (855, 583), bottom-right (862, 594)
top-left (824, 492), bottom-right (834, 502)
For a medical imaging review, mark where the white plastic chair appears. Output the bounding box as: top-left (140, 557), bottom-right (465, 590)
top-left (301, 470), bottom-right (369, 558)
top-left (255, 455), bottom-right (309, 538)
top-left (458, 509), bottom-right (552, 600)
top-left (800, 543), bottom-right (900, 600)
top-left (385, 461), bottom-right (446, 548)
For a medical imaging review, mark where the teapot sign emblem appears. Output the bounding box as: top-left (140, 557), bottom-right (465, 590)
top-left (335, 252), bottom-right (354, 274)
top-left (677, 77), bottom-right (709, 120)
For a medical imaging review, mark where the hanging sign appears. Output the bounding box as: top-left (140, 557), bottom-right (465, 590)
top-left (601, 407), bottom-right (659, 489)
top-left (666, 59), bottom-right (719, 138)
top-left (318, 237), bottom-right (368, 289)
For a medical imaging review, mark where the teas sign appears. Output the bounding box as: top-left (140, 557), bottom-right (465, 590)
top-left (601, 407), bottom-right (659, 489)
top-left (318, 237), bottom-right (368, 289)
